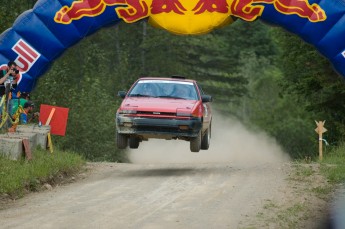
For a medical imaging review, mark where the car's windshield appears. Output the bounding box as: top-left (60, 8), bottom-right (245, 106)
top-left (128, 80), bottom-right (198, 100)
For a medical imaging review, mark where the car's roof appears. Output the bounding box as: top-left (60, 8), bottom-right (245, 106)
top-left (138, 77), bottom-right (196, 83)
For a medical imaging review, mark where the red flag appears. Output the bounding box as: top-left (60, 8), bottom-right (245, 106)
top-left (39, 104), bottom-right (69, 136)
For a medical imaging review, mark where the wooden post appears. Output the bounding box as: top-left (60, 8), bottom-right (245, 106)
top-left (45, 108), bottom-right (56, 126)
top-left (45, 108), bottom-right (56, 154)
top-left (22, 138), bottom-right (32, 160)
top-left (319, 127), bottom-right (323, 161)
top-left (315, 120), bottom-right (327, 161)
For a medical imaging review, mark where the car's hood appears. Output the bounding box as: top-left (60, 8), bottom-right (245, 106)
top-left (120, 97), bottom-right (198, 113)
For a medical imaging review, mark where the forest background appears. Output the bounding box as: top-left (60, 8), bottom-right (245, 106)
top-left (1, 1), bottom-right (344, 162)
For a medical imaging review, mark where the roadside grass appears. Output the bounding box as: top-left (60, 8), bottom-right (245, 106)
top-left (0, 148), bottom-right (85, 198)
top-left (290, 142), bottom-right (345, 194)
top-left (276, 203), bottom-right (308, 228)
top-left (244, 143), bottom-right (345, 229)
top-left (312, 185), bottom-right (334, 200)
top-left (263, 199), bottom-right (278, 210)
top-left (319, 142), bottom-right (345, 184)
top-left (275, 143), bottom-right (345, 228)
top-left (290, 163), bottom-right (314, 182)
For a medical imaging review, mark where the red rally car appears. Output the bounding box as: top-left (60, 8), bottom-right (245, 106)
top-left (116, 76), bottom-right (212, 152)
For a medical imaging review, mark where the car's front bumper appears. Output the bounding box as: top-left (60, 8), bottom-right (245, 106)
top-left (116, 114), bottom-right (202, 138)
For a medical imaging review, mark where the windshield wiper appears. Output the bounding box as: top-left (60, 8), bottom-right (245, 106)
top-left (156, 95), bottom-right (173, 98)
top-left (129, 94), bottom-right (151, 97)
top-left (157, 95), bottom-right (187, 100)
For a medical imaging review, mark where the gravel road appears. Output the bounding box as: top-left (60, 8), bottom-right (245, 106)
top-left (0, 116), bottom-right (299, 228)
top-left (0, 162), bottom-right (292, 229)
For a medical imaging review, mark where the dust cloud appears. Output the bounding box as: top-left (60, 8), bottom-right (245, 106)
top-left (129, 112), bottom-right (290, 165)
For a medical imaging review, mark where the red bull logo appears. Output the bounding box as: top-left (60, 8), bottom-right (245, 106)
top-left (0, 39), bottom-right (41, 84)
top-left (54, 0), bottom-right (327, 34)
top-left (12, 39), bottom-right (40, 74)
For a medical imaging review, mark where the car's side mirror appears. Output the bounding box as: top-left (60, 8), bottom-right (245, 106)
top-left (118, 91), bottom-right (127, 99)
top-left (201, 95), bottom-right (212, 103)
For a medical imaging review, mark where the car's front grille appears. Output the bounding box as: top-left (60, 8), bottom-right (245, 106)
top-left (137, 125), bottom-right (180, 132)
top-left (134, 126), bottom-right (197, 136)
top-left (137, 111), bottom-right (176, 116)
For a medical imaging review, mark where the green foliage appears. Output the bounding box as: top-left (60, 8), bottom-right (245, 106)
top-left (32, 34), bottom-right (129, 162)
top-left (0, 148), bottom-right (85, 196)
top-left (273, 28), bottom-right (345, 146)
top-left (0, 0), bottom-right (36, 32)
top-left (224, 45), bottom-right (316, 158)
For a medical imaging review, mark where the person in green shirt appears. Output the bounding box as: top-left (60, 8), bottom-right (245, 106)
top-left (11, 92), bottom-right (30, 116)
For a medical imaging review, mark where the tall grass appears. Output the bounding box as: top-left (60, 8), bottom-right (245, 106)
top-left (320, 142), bottom-right (345, 184)
top-left (0, 149), bottom-right (85, 197)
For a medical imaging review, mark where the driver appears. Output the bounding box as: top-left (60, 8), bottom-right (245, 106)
top-left (141, 84), bottom-right (156, 96)
top-left (173, 85), bottom-right (190, 98)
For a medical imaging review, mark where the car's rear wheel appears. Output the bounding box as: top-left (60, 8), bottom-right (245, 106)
top-left (129, 136), bottom-right (140, 149)
top-left (116, 131), bottom-right (128, 149)
top-left (201, 126), bottom-right (211, 150)
top-left (190, 131), bottom-right (201, 152)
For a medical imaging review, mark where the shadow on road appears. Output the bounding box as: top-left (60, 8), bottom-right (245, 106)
top-left (117, 165), bottom-right (236, 177)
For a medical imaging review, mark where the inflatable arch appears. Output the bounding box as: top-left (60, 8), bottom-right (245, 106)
top-left (0, 0), bottom-right (345, 92)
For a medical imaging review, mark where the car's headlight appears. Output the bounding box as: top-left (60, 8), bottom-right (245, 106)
top-left (176, 108), bottom-right (192, 117)
top-left (119, 110), bottom-right (137, 114)
top-left (176, 112), bottom-right (192, 117)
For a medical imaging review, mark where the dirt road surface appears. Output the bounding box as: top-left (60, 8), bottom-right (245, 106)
top-left (0, 162), bottom-right (290, 229)
top-left (0, 116), bottom-right (331, 228)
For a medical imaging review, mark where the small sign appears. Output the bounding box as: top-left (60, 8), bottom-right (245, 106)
top-left (315, 120), bottom-right (327, 134)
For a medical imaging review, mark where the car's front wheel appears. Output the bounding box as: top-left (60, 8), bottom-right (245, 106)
top-left (201, 126), bottom-right (211, 150)
top-left (116, 131), bottom-right (128, 149)
top-left (129, 136), bottom-right (140, 149)
top-left (190, 131), bottom-right (201, 152)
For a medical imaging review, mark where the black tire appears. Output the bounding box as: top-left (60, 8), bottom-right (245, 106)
top-left (201, 127), bottom-right (211, 150)
top-left (190, 131), bottom-right (201, 152)
top-left (116, 131), bottom-right (128, 149)
top-left (129, 136), bottom-right (140, 149)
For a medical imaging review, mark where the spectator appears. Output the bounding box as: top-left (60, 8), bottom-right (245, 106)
top-left (0, 61), bottom-right (18, 98)
top-left (11, 92), bottom-right (30, 116)
top-left (0, 61), bottom-right (19, 119)
top-left (19, 101), bottom-right (39, 124)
